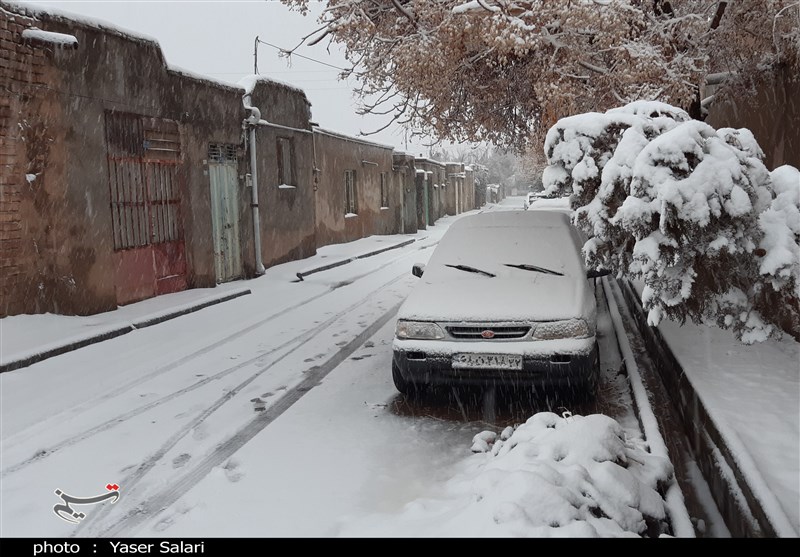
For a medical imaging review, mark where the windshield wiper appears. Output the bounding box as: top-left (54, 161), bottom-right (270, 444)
top-left (504, 263), bottom-right (564, 276)
top-left (445, 264), bottom-right (496, 277)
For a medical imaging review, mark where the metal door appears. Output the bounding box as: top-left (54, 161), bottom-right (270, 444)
top-left (208, 144), bottom-right (242, 282)
top-left (106, 112), bottom-right (187, 305)
top-left (423, 178), bottom-right (429, 227)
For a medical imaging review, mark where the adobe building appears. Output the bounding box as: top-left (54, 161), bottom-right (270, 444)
top-left (1, 3), bottom-right (248, 315)
top-left (414, 158), bottom-right (447, 225)
top-left (0, 3), bottom-right (325, 317)
top-left (705, 66), bottom-right (799, 169)
top-left (0, 2), bottom-right (482, 319)
top-left (244, 77), bottom-right (317, 269)
top-left (393, 152), bottom-right (417, 235)
top-left (313, 128), bottom-right (402, 248)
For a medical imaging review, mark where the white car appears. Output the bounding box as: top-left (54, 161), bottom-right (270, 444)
top-left (392, 210), bottom-right (607, 397)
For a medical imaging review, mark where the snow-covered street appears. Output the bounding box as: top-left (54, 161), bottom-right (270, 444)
top-left (1, 198), bottom-right (658, 537)
top-left (2, 197), bottom-right (796, 538)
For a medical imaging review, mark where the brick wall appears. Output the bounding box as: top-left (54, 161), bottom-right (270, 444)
top-left (0, 7), bottom-right (46, 315)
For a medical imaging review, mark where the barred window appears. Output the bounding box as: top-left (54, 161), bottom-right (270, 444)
top-left (277, 137), bottom-right (294, 187)
top-left (380, 172), bottom-right (389, 208)
top-left (345, 170), bottom-right (357, 215)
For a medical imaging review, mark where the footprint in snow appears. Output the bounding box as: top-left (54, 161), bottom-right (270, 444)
top-left (172, 453), bottom-right (191, 469)
top-left (154, 516), bottom-right (173, 532)
top-left (223, 459), bottom-right (243, 483)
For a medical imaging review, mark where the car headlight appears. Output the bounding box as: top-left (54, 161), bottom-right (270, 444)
top-left (532, 319), bottom-right (591, 340)
top-left (395, 320), bottom-right (445, 340)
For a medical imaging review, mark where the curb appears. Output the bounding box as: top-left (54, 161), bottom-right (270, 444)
top-left (296, 238), bottom-right (416, 281)
top-left (616, 279), bottom-right (786, 537)
top-left (0, 289), bottom-right (251, 374)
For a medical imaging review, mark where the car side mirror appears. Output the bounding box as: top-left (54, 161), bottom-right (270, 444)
top-left (587, 268), bottom-right (611, 279)
top-left (412, 263), bottom-right (425, 278)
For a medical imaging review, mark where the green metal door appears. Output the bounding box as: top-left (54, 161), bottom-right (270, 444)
top-left (208, 145), bottom-right (242, 283)
top-left (423, 179), bottom-right (429, 227)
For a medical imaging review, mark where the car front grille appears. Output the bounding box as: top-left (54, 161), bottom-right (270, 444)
top-left (446, 326), bottom-right (531, 339)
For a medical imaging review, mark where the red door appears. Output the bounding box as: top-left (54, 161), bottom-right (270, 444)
top-left (106, 112), bottom-right (187, 304)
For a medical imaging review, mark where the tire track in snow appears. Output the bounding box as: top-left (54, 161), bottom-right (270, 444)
top-left (1, 264), bottom-right (416, 477)
top-left (4, 240), bottom-right (437, 452)
top-left (80, 299), bottom-right (404, 537)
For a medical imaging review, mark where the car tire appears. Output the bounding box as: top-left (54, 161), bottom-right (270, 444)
top-left (392, 360), bottom-right (423, 398)
top-left (581, 342), bottom-right (601, 401)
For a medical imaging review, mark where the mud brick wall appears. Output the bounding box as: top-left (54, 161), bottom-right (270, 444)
top-left (0, 7), bottom-right (52, 315)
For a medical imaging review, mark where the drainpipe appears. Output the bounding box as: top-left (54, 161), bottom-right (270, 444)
top-left (245, 101), bottom-right (265, 275)
top-left (455, 176), bottom-right (460, 215)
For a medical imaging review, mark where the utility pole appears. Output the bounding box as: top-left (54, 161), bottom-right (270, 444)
top-left (254, 35), bottom-right (259, 74)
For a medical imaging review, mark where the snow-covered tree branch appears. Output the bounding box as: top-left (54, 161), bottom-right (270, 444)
top-left (543, 101), bottom-right (800, 344)
top-left (282, 0), bottom-right (800, 150)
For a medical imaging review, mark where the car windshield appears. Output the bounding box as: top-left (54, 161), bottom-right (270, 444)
top-left (425, 212), bottom-right (584, 279)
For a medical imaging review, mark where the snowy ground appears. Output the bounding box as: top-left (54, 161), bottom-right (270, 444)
top-left (0, 200), bottom-right (618, 536)
top-left (0, 197), bottom-right (717, 537)
top-left (651, 308), bottom-right (799, 534)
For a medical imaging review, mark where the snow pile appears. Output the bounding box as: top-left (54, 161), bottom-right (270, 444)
top-left (543, 101), bottom-right (800, 343)
top-left (344, 412), bottom-right (673, 537)
top-left (21, 27), bottom-right (78, 48)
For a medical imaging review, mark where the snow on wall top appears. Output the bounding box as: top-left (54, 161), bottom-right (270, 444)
top-left (167, 65), bottom-right (245, 94)
top-left (20, 27), bottom-right (77, 47)
top-left (4, 1), bottom-right (160, 47)
top-left (4, 2), bottom-right (242, 93)
top-left (313, 127), bottom-right (397, 151)
top-left (237, 73), bottom-right (307, 98)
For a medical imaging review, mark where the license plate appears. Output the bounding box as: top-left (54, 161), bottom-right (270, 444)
top-left (452, 353), bottom-right (523, 370)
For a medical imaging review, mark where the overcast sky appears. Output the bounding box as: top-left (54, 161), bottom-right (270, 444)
top-left (17, 0), bottom-right (454, 157)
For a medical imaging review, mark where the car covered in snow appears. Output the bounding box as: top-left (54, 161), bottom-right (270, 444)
top-left (392, 210), bottom-right (607, 397)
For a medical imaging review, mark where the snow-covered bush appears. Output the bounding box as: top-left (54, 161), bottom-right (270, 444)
top-left (755, 165), bottom-right (800, 340)
top-left (544, 102), bottom-right (690, 276)
top-left (342, 412), bottom-right (673, 537)
top-left (544, 101), bottom-right (800, 343)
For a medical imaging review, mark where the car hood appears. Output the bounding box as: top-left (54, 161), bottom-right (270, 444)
top-left (399, 275), bottom-right (590, 323)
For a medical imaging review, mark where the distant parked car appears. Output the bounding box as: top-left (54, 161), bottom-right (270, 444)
top-left (392, 210), bottom-right (607, 398)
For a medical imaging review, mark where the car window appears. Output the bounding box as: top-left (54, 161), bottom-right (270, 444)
top-left (425, 214), bottom-right (584, 278)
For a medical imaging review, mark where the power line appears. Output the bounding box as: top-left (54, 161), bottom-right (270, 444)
top-left (256, 38), bottom-right (348, 72)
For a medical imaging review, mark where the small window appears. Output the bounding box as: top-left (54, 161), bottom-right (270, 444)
top-left (345, 169), bottom-right (357, 215)
top-left (380, 172), bottom-right (389, 208)
top-left (276, 137), bottom-right (294, 187)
